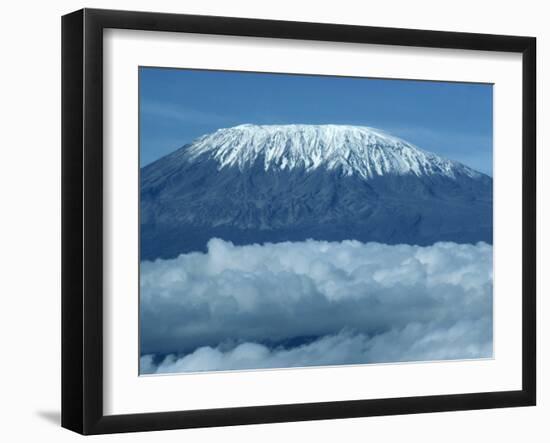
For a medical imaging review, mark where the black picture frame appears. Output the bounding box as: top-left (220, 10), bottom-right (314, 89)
top-left (62, 8), bottom-right (536, 435)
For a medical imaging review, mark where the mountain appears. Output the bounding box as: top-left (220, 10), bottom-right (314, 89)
top-left (141, 124), bottom-right (492, 260)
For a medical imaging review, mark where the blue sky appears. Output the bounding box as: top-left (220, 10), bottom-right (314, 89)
top-left (140, 67), bottom-right (493, 175)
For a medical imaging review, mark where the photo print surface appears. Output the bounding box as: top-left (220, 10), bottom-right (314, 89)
top-left (139, 67), bottom-right (493, 375)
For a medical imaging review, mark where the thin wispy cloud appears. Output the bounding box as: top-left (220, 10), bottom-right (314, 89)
top-left (140, 100), bottom-right (235, 127)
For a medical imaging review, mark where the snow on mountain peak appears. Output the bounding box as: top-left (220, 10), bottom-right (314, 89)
top-left (184, 124), bottom-right (481, 180)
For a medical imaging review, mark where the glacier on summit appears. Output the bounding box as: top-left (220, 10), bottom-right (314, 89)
top-left (140, 124), bottom-right (492, 260)
top-left (185, 124), bottom-right (482, 180)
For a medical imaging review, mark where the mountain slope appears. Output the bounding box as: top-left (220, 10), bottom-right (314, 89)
top-left (141, 124), bottom-right (492, 260)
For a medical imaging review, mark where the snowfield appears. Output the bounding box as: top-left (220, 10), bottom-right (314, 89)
top-left (184, 124), bottom-right (483, 180)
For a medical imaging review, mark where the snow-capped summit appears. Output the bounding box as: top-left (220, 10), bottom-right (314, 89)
top-left (141, 124), bottom-right (492, 260)
top-left (184, 124), bottom-right (481, 180)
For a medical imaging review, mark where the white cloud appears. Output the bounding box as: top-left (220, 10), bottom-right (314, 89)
top-left (140, 239), bottom-right (493, 373)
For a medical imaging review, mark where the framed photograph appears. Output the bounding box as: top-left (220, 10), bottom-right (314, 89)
top-left (61, 8), bottom-right (536, 435)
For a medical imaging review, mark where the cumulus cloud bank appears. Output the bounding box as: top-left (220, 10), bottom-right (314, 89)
top-left (140, 239), bottom-right (493, 374)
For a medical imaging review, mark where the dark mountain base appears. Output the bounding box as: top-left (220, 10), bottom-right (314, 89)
top-left (141, 196), bottom-right (492, 260)
top-left (140, 158), bottom-right (492, 260)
